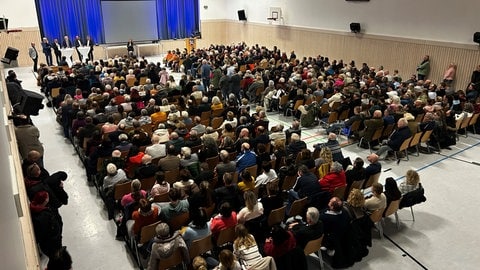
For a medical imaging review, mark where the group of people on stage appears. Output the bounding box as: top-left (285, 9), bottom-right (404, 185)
top-left (29, 35), bottom-right (95, 70)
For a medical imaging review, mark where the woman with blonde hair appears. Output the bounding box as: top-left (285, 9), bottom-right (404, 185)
top-left (400, 169), bottom-right (420, 194)
top-left (345, 188), bottom-right (367, 219)
top-left (233, 224), bottom-right (277, 270)
top-left (237, 191), bottom-right (264, 224)
top-left (315, 147), bottom-right (333, 178)
top-left (214, 249), bottom-right (241, 270)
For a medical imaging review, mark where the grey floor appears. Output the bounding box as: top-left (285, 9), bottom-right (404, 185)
top-left (11, 57), bottom-right (480, 269)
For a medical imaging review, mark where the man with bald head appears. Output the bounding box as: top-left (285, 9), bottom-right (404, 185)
top-left (375, 118), bottom-right (412, 160)
top-left (359, 110), bottom-right (384, 149)
top-left (365, 153), bottom-right (382, 180)
top-left (235, 142), bottom-right (257, 173)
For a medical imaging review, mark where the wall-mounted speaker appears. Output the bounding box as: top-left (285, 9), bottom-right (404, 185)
top-left (474, 32), bottom-right (480, 44)
top-left (18, 89), bottom-right (44, 116)
top-left (238, 10), bottom-right (247, 21)
top-left (350, 23), bottom-right (361, 33)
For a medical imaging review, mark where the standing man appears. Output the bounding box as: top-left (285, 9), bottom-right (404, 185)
top-left (51, 38), bottom-right (62, 65)
top-left (41, 37), bottom-right (53, 66)
top-left (127, 39), bottom-right (134, 56)
top-left (74, 35), bottom-right (83, 61)
top-left (62, 35), bottom-right (72, 48)
top-left (200, 59), bottom-right (211, 93)
top-left (85, 35), bottom-right (94, 62)
top-left (416, 55), bottom-right (430, 81)
top-left (28, 42), bottom-right (38, 72)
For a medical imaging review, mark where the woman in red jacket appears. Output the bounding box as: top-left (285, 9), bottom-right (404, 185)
top-left (318, 161), bottom-right (346, 194)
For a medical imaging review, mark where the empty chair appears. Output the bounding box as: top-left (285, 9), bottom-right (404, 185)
top-left (268, 206), bottom-right (286, 227)
top-left (288, 197), bottom-right (308, 218)
top-left (303, 236), bottom-right (324, 270)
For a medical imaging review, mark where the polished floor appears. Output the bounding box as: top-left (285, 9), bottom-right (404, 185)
top-left (10, 59), bottom-right (480, 269)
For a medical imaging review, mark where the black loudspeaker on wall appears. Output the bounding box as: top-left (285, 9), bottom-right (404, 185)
top-left (18, 90), bottom-right (44, 116)
top-left (474, 32), bottom-right (480, 44)
top-left (350, 23), bottom-right (361, 33)
top-left (238, 10), bottom-right (247, 21)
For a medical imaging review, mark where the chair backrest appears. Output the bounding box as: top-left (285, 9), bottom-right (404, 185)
top-left (139, 220), bottom-right (162, 244)
top-left (190, 144), bottom-right (203, 154)
top-left (164, 169), bottom-right (180, 185)
top-left (189, 234), bottom-right (213, 260)
top-left (51, 87), bottom-right (61, 98)
top-left (168, 211), bottom-right (190, 232)
top-left (204, 203), bottom-right (216, 218)
top-left (369, 208), bottom-right (385, 223)
top-left (384, 199), bottom-right (401, 217)
top-left (268, 205), bottom-right (286, 227)
top-left (158, 248), bottom-right (184, 270)
top-left (327, 111), bottom-right (338, 124)
top-left (281, 175), bottom-right (297, 191)
top-left (201, 111), bottom-right (211, 121)
top-left (304, 236), bottom-right (324, 255)
top-left (372, 126), bottom-right (384, 142)
top-left (153, 192), bottom-right (170, 202)
top-left (338, 109), bottom-right (350, 121)
top-left (415, 113), bottom-right (425, 123)
top-left (420, 129), bottom-right (433, 143)
top-left (279, 95), bottom-right (289, 106)
top-left (206, 156), bottom-right (219, 170)
top-left (364, 172), bottom-right (381, 189)
top-left (399, 137), bottom-right (412, 152)
top-left (114, 181), bottom-right (132, 200)
top-left (288, 197), bottom-right (308, 217)
top-left (245, 164), bottom-right (258, 179)
top-left (409, 132), bottom-right (423, 148)
top-left (332, 185), bottom-right (347, 200)
top-left (212, 109), bottom-right (224, 117)
top-left (460, 115), bottom-right (472, 129)
top-left (293, 100), bottom-right (304, 110)
top-left (211, 117), bottom-right (224, 130)
top-left (216, 226), bottom-right (236, 246)
top-left (349, 120), bottom-right (362, 133)
top-left (382, 124), bottom-right (395, 138)
top-left (350, 180), bottom-right (365, 191)
top-left (469, 113), bottom-right (479, 128)
top-left (140, 176), bottom-right (157, 191)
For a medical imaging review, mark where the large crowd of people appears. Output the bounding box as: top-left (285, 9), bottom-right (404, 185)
top-left (7, 40), bottom-right (480, 269)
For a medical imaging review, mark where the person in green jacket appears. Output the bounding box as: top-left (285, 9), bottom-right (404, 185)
top-left (417, 55), bottom-right (430, 81)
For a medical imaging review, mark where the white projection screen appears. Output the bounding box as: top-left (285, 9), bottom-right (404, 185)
top-left (101, 0), bottom-right (159, 44)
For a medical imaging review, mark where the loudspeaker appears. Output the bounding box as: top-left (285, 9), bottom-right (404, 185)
top-left (350, 23), bottom-right (361, 33)
top-left (474, 32), bottom-right (480, 44)
top-left (18, 89), bottom-right (44, 116)
top-left (2, 46), bottom-right (19, 64)
top-left (238, 10), bottom-right (247, 21)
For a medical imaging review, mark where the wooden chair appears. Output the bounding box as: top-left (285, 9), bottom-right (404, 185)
top-left (326, 111), bottom-right (338, 125)
top-left (394, 136), bottom-right (413, 162)
top-left (168, 211), bottom-right (190, 232)
top-left (288, 197), bottom-right (308, 218)
top-left (381, 124), bottom-right (395, 140)
top-left (206, 156), bottom-right (219, 170)
top-left (212, 109), bottom-right (224, 117)
top-left (135, 220), bottom-right (162, 267)
top-left (358, 126), bottom-right (383, 152)
top-left (190, 145), bottom-right (203, 154)
top-left (245, 164), bottom-right (258, 179)
top-left (51, 87), bottom-right (61, 98)
top-left (318, 163), bottom-right (330, 179)
top-left (216, 226), bottom-right (236, 247)
top-left (338, 109), bottom-right (350, 121)
top-left (126, 77), bottom-right (136, 87)
top-left (281, 175), bottom-right (297, 191)
top-left (408, 132), bottom-right (423, 156)
top-left (459, 115), bottom-right (473, 138)
top-left (164, 169), bottom-right (180, 185)
top-left (332, 185), bottom-right (347, 200)
top-left (158, 248), bottom-right (184, 270)
top-left (211, 117), bottom-right (224, 130)
top-left (414, 113), bottom-right (425, 123)
top-left (189, 234), bottom-right (213, 260)
top-left (370, 208), bottom-right (386, 239)
top-left (348, 180), bottom-right (365, 197)
top-left (383, 199), bottom-right (401, 229)
top-left (138, 76), bottom-right (148, 85)
top-left (204, 203), bottom-right (216, 218)
top-left (140, 176), bottom-right (156, 191)
top-left (114, 181), bottom-right (132, 201)
top-left (268, 206), bottom-right (286, 227)
top-left (279, 95), bottom-right (289, 110)
top-left (153, 192), bottom-right (170, 202)
top-left (468, 113), bottom-right (479, 134)
top-left (200, 111), bottom-right (211, 122)
top-left (363, 172), bottom-right (380, 190)
top-left (304, 236), bottom-right (324, 270)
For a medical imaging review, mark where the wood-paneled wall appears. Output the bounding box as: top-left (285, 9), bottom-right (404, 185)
top-left (3, 22), bottom-right (480, 90)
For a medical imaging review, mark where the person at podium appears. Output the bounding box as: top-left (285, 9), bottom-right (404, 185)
top-left (127, 39), bottom-right (135, 56)
top-left (52, 39), bottom-right (62, 65)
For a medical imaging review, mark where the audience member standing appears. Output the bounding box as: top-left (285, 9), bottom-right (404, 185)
top-left (74, 35), bottom-right (83, 61)
top-left (85, 35), bottom-right (94, 61)
top-left (416, 55), bottom-right (430, 81)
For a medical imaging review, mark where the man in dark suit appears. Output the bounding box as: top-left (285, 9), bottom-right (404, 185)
top-left (41, 37), bottom-right (53, 66)
top-left (289, 206), bottom-right (324, 249)
top-left (214, 172), bottom-right (243, 212)
top-left (74, 35), bottom-right (83, 61)
top-left (62, 36), bottom-right (72, 48)
top-left (51, 39), bottom-right (62, 65)
top-left (85, 35), bottom-right (94, 62)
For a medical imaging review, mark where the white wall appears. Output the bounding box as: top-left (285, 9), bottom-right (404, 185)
top-left (3, 0), bottom-right (38, 27)
top-left (200, 0), bottom-right (480, 45)
top-left (9, 0), bottom-right (480, 44)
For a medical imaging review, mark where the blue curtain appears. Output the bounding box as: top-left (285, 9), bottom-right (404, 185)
top-left (157, 0), bottom-right (199, 40)
top-left (36, 0), bottom-right (199, 43)
top-left (35, 0), bottom-right (104, 44)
